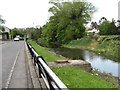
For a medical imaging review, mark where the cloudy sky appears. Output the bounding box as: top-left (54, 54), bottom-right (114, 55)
top-left (0, 0), bottom-right (119, 29)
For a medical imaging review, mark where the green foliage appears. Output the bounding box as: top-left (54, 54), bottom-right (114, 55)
top-left (37, 38), bottom-right (48, 47)
top-left (40, 0), bottom-right (96, 47)
top-left (51, 66), bottom-right (117, 88)
top-left (66, 35), bottom-right (120, 62)
top-left (0, 26), bottom-right (5, 32)
top-left (99, 21), bottom-right (118, 35)
top-left (11, 28), bottom-right (25, 38)
top-left (52, 47), bottom-right (86, 60)
top-left (11, 29), bottom-right (17, 38)
top-left (67, 37), bottom-right (91, 46)
top-left (1, 27), bottom-right (5, 32)
top-left (28, 40), bottom-right (63, 62)
top-left (0, 15), bottom-right (5, 25)
top-left (41, 22), bottom-right (60, 47)
top-left (99, 21), bottom-right (110, 35)
top-left (29, 40), bottom-right (117, 88)
top-left (97, 35), bottom-right (120, 61)
top-left (30, 27), bottom-right (42, 40)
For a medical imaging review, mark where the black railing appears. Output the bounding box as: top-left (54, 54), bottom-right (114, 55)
top-left (26, 41), bottom-right (68, 90)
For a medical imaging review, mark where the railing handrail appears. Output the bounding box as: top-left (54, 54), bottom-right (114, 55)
top-left (26, 41), bottom-right (68, 90)
top-left (38, 57), bottom-right (67, 89)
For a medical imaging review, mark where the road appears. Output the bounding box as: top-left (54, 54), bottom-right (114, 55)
top-left (0, 41), bottom-right (2, 89)
top-left (1, 40), bottom-right (33, 89)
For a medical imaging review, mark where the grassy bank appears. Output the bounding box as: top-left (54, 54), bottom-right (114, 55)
top-left (66, 35), bottom-right (120, 62)
top-left (28, 40), bottom-right (62, 62)
top-left (51, 66), bottom-right (117, 89)
top-left (28, 40), bottom-right (118, 89)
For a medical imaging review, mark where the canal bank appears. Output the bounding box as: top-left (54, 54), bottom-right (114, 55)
top-left (48, 47), bottom-right (120, 87)
top-left (29, 40), bottom-right (118, 88)
top-left (61, 35), bottom-right (120, 77)
top-left (50, 46), bottom-right (119, 77)
top-left (66, 35), bottom-right (120, 62)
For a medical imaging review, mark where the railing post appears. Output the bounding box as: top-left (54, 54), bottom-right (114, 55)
top-left (36, 56), bottom-right (42, 78)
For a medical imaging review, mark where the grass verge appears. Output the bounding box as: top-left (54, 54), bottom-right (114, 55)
top-left (51, 66), bottom-right (117, 89)
top-left (65, 35), bottom-right (120, 62)
top-left (28, 40), bottom-right (62, 62)
top-left (28, 39), bottom-right (118, 89)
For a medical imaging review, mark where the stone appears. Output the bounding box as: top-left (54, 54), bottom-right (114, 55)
top-left (48, 60), bottom-right (92, 72)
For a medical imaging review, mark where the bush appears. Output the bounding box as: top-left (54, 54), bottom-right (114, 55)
top-left (37, 38), bottom-right (48, 47)
top-left (68, 37), bottom-right (91, 46)
top-left (99, 21), bottom-right (118, 35)
top-left (48, 42), bottom-right (62, 48)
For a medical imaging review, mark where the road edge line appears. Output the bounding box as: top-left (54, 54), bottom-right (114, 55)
top-left (5, 46), bottom-right (21, 88)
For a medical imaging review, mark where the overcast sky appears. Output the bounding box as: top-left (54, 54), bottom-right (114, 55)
top-left (0, 0), bottom-right (119, 29)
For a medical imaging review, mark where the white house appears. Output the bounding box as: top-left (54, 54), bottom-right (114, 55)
top-left (87, 28), bottom-right (100, 34)
top-left (0, 26), bottom-right (10, 40)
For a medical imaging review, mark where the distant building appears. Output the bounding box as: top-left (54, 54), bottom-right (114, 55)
top-left (86, 21), bottom-right (99, 34)
top-left (117, 20), bottom-right (120, 33)
top-left (0, 26), bottom-right (10, 40)
top-left (117, 20), bottom-right (120, 27)
top-left (87, 28), bottom-right (99, 34)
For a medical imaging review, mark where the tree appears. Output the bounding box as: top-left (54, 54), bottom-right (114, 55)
top-left (99, 20), bottom-right (118, 35)
top-left (99, 17), bottom-right (107, 24)
top-left (41, 0), bottom-right (96, 47)
top-left (1, 26), bottom-right (5, 32)
top-left (11, 28), bottom-right (25, 38)
top-left (0, 15), bottom-right (5, 25)
top-left (107, 22), bottom-right (118, 35)
top-left (0, 15), bottom-right (5, 32)
top-left (31, 27), bottom-right (42, 40)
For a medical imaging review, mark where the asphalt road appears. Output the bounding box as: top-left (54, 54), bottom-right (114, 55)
top-left (0, 43), bottom-right (2, 90)
top-left (1, 41), bottom-right (32, 88)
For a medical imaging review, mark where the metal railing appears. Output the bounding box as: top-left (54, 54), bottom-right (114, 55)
top-left (26, 41), bottom-right (68, 90)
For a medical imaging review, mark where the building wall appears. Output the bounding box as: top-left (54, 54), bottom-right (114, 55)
top-left (0, 26), bottom-right (10, 40)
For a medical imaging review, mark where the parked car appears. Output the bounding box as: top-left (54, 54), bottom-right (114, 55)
top-left (19, 37), bottom-right (24, 40)
top-left (14, 37), bottom-right (19, 41)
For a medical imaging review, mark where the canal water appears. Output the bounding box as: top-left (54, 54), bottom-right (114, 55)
top-left (83, 50), bottom-right (120, 77)
top-left (52, 47), bottom-right (119, 77)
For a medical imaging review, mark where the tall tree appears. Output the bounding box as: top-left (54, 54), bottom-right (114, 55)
top-left (31, 27), bottom-right (42, 40)
top-left (0, 15), bottom-right (5, 25)
top-left (99, 20), bottom-right (118, 35)
top-left (99, 17), bottom-right (107, 24)
top-left (41, 0), bottom-right (96, 47)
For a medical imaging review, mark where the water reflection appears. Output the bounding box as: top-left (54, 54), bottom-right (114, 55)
top-left (53, 47), bottom-right (120, 77)
top-left (83, 50), bottom-right (120, 77)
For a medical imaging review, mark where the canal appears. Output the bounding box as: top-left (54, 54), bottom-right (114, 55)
top-left (83, 50), bottom-right (120, 77)
top-left (52, 47), bottom-right (120, 77)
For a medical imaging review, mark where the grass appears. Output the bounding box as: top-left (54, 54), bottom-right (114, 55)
top-left (52, 47), bottom-right (85, 60)
top-left (28, 39), bottom-right (118, 89)
top-left (51, 66), bottom-right (117, 89)
top-left (28, 40), bottom-right (62, 62)
top-left (66, 35), bottom-right (120, 62)
top-left (66, 37), bottom-right (91, 47)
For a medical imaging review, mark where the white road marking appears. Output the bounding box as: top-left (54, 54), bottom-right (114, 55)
top-left (5, 48), bottom-right (21, 88)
